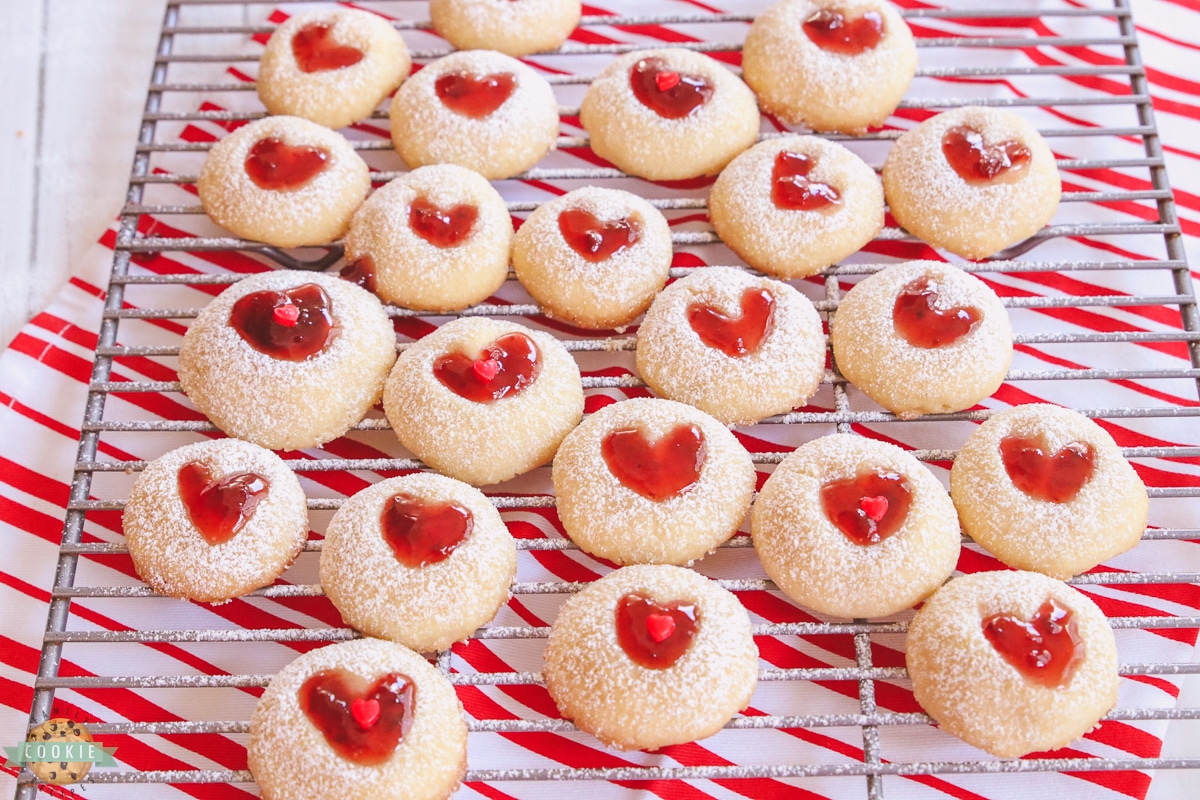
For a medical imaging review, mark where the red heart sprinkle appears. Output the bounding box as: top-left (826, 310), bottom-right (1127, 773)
top-left (645, 613), bottom-right (676, 643)
top-left (859, 495), bottom-right (888, 522)
top-left (472, 358), bottom-right (501, 383)
top-left (272, 302), bottom-right (300, 327)
top-left (350, 698), bottom-right (381, 730)
top-left (655, 71), bottom-right (681, 92)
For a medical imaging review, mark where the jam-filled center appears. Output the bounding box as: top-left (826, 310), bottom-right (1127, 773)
top-left (771, 151), bottom-right (841, 212)
top-left (629, 57), bottom-right (714, 120)
top-left (687, 287), bottom-right (776, 358)
top-left (615, 593), bottom-right (698, 669)
top-left (942, 125), bottom-right (1032, 185)
top-left (820, 470), bottom-right (913, 545)
top-left (177, 461), bottom-right (269, 546)
top-left (982, 598), bottom-right (1084, 688)
top-left (291, 22), bottom-right (366, 73)
top-left (1000, 435), bottom-right (1096, 504)
top-left (410, 197), bottom-right (479, 249)
top-left (892, 276), bottom-right (982, 349)
top-left (601, 424), bottom-right (707, 502)
top-left (803, 8), bottom-right (885, 55)
top-left (435, 71), bottom-right (517, 119)
top-left (340, 255), bottom-right (377, 294)
top-left (228, 283), bottom-right (337, 361)
top-left (558, 208), bottom-right (641, 263)
top-left (244, 138), bottom-right (330, 191)
top-left (432, 332), bottom-right (541, 403)
top-left (380, 492), bottom-right (473, 568)
top-left (299, 669), bottom-right (414, 765)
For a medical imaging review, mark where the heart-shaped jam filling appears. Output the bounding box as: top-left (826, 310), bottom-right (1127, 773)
top-left (629, 57), bottom-right (714, 120)
top-left (892, 276), bottom-right (982, 349)
top-left (435, 71), bottom-right (517, 119)
top-left (380, 492), bottom-right (473, 568)
top-left (820, 470), bottom-right (913, 545)
top-left (176, 461), bottom-right (269, 545)
top-left (299, 668), bottom-right (414, 765)
top-left (687, 287), bottom-right (776, 358)
top-left (803, 8), bottom-right (885, 55)
top-left (291, 22), bottom-right (366, 73)
top-left (942, 125), bottom-right (1032, 185)
top-left (615, 593), bottom-right (698, 669)
top-left (982, 598), bottom-right (1083, 688)
top-left (771, 151), bottom-right (841, 212)
top-left (339, 255), bottom-right (377, 294)
top-left (228, 283), bottom-right (336, 361)
top-left (409, 197), bottom-right (479, 249)
top-left (601, 424), bottom-right (706, 502)
top-left (433, 332), bottom-right (540, 403)
top-left (244, 138), bottom-right (330, 191)
top-left (1000, 435), bottom-right (1096, 504)
top-left (558, 208), bottom-right (641, 263)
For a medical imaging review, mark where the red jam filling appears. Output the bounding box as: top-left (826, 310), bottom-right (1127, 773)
top-left (291, 22), bottom-right (366, 73)
top-left (771, 151), bottom-right (841, 211)
top-left (433, 332), bottom-right (540, 403)
top-left (1000, 435), bottom-right (1096, 504)
top-left (435, 71), bottom-right (517, 118)
top-left (982, 599), bottom-right (1084, 688)
top-left (229, 283), bottom-right (336, 361)
top-left (803, 8), bottom-right (885, 55)
top-left (601, 424), bottom-right (706, 502)
top-left (299, 669), bottom-right (414, 765)
top-left (892, 276), bottom-right (982, 349)
top-left (942, 125), bottom-right (1032, 185)
top-left (820, 471), bottom-right (913, 545)
top-left (409, 197), bottom-right (478, 249)
top-left (380, 492), bottom-right (473, 568)
top-left (244, 138), bottom-right (329, 191)
top-left (558, 208), bottom-right (641, 263)
top-left (629, 57), bottom-right (714, 120)
top-left (176, 461), bottom-right (269, 545)
top-left (339, 255), bottom-right (377, 294)
top-left (615, 593), bottom-right (698, 669)
top-left (687, 287), bottom-right (776, 358)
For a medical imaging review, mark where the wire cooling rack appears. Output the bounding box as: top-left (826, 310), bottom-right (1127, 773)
top-left (16, 1), bottom-right (1200, 798)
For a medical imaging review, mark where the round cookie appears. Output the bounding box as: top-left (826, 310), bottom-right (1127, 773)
top-left (384, 317), bottom-right (584, 486)
top-left (430, 0), bottom-right (581, 57)
top-left (123, 438), bottom-right (309, 604)
top-left (23, 718), bottom-right (95, 786)
top-left (829, 260), bottom-right (1013, 418)
top-left (883, 106), bottom-right (1062, 260)
top-left (906, 570), bottom-right (1119, 758)
top-left (951, 404), bottom-right (1149, 579)
top-left (178, 270), bottom-right (397, 451)
top-left (321, 473), bottom-right (517, 651)
top-left (543, 565), bottom-right (759, 751)
top-left (248, 638), bottom-right (467, 800)
top-left (389, 49), bottom-right (559, 180)
top-left (709, 136), bottom-right (884, 279)
top-left (636, 267), bottom-right (825, 425)
top-left (580, 48), bottom-right (761, 181)
top-left (552, 398), bottom-right (756, 565)
top-left (512, 187), bottom-right (673, 329)
top-left (198, 115), bottom-right (370, 247)
top-left (743, 0), bottom-right (917, 134)
top-left (257, 8), bottom-right (411, 130)
top-left (751, 434), bottom-right (960, 618)
top-left (343, 165), bottom-right (513, 311)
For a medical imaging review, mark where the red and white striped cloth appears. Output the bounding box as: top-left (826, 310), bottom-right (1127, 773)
top-left (2, 1), bottom-right (1198, 798)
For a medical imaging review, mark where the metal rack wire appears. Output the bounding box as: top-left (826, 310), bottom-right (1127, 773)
top-left (16, 0), bottom-right (1200, 798)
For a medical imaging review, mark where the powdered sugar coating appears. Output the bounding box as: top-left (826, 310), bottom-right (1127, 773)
top-left (124, 438), bottom-right (309, 604)
top-left (197, 116), bottom-right (371, 247)
top-left (430, 0), bottom-right (581, 57)
top-left (389, 50), bottom-right (559, 180)
top-left (830, 260), bottom-right (1013, 418)
top-left (636, 267), bottom-right (825, 425)
top-left (344, 164), bottom-right (513, 311)
top-left (743, 0), bottom-right (917, 134)
top-left (257, 8), bottom-right (411, 130)
top-left (709, 136), bottom-right (885, 278)
top-left (553, 398), bottom-right (755, 565)
top-left (951, 404), bottom-right (1149, 579)
top-left (247, 638), bottom-right (467, 800)
top-left (512, 187), bottom-right (673, 329)
top-left (883, 106), bottom-right (1062, 259)
top-left (384, 317), bottom-right (584, 485)
top-left (580, 48), bottom-right (761, 181)
top-left (751, 434), bottom-right (960, 618)
top-left (178, 271), bottom-right (397, 451)
top-left (906, 570), bottom-right (1119, 759)
top-left (543, 565), bottom-right (758, 751)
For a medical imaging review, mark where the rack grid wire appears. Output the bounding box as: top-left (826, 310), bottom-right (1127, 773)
top-left (16, 0), bottom-right (1200, 798)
